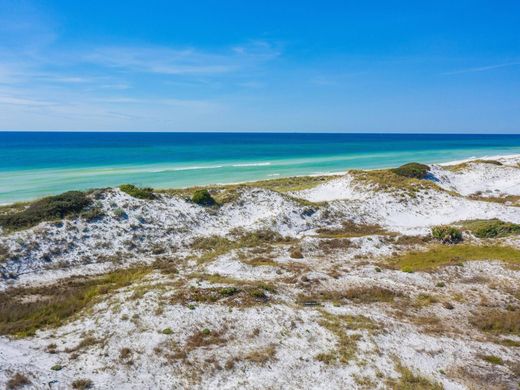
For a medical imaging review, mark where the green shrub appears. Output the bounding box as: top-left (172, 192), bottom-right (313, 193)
top-left (119, 184), bottom-right (155, 200)
top-left (391, 162), bottom-right (430, 179)
top-left (431, 225), bottom-right (463, 244)
top-left (162, 327), bottom-right (173, 335)
top-left (50, 364), bottom-right (62, 371)
top-left (192, 189), bottom-right (216, 206)
top-left (463, 219), bottom-right (520, 238)
top-left (0, 191), bottom-right (90, 231)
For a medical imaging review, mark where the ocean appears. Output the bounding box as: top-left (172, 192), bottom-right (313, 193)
top-left (1, 132), bottom-right (520, 204)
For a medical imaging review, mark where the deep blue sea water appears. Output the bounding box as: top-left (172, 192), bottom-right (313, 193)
top-left (2, 132), bottom-right (520, 204)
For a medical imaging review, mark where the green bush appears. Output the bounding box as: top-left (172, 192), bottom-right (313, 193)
top-left (0, 191), bottom-right (91, 231)
top-left (431, 225), bottom-right (463, 244)
top-left (119, 184), bottom-right (155, 200)
top-left (191, 189), bottom-right (216, 206)
top-left (463, 219), bottom-right (520, 238)
top-left (391, 162), bottom-right (430, 179)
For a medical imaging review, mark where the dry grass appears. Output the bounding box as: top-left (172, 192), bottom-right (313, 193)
top-left (241, 257), bottom-right (278, 267)
top-left (170, 280), bottom-right (276, 307)
top-left (468, 194), bottom-right (520, 207)
top-left (315, 311), bottom-right (378, 364)
top-left (185, 328), bottom-right (227, 352)
top-left (71, 378), bottom-right (94, 389)
top-left (350, 169), bottom-right (445, 197)
top-left (190, 229), bottom-right (294, 263)
top-left (445, 159), bottom-right (503, 172)
top-left (316, 220), bottom-right (390, 238)
top-left (6, 373), bottom-right (31, 389)
top-left (470, 308), bottom-right (520, 335)
top-left (243, 344), bottom-right (277, 364)
top-left (159, 174), bottom-right (339, 203)
top-left (0, 267), bottom-right (150, 337)
top-left (389, 244), bottom-right (520, 272)
top-left (298, 286), bottom-right (400, 306)
top-left (387, 361), bottom-right (443, 389)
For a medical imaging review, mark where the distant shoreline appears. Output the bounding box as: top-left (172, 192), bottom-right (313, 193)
top-left (2, 152), bottom-right (519, 206)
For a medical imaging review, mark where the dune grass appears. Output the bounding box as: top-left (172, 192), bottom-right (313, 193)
top-left (350, 169), bottom-right (445, 196)
top-left (316, 221), bottom-right (391, 238)
top-left (390, 244), bottom-right (520, 272)
top-left (0, 267), bottom-right (150, 337)
top-left (0, 191), bottom-right (91, 231)
top-left (460, 219), bottom-right (520, 238)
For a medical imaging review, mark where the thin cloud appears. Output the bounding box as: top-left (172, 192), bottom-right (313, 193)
top-left (83, 41), bottom-right (280, 76)
top-left (442, 62), bottom-right (520, 75)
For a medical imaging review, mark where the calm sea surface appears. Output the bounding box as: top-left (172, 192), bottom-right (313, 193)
top-left (2, 132), bottom-right (520, 204)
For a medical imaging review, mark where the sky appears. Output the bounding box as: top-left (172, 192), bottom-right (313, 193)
top-left (0, 0), bottom-right (519, 133)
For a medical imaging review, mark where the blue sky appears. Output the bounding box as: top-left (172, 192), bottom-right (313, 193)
top-left (0, 0), bottom-right (519, 132)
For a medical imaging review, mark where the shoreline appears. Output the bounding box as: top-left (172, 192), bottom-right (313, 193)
top-left (2, 152), bottom-right (520, 206)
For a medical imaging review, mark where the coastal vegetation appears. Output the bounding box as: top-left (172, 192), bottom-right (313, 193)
top-left (119, 184), bottom-right (155, 200)
top-left (391, 162), bottom-right (431, 179)
top-left (191, 189), bottom-right (216, 206)
top-left (390, 244), bottom-right (520, 271)
top-left (430, 225), bottom-right (463, 244)
top-left (0, 191), bottom-right (90, 231)
top-left (461, 219), bottom-right (520, 238)
top-left (0, 267), bottom-right (150, 337)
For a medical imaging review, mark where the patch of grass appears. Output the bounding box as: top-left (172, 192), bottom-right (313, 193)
top-left (387, 361), bottom-right (443, 389)
top-left (191, 229), bottom-right (293, 263)
top-left (391, 162), bottom-right (430, 179)
top-left (317, 220), bottom-right (390, 238)
top-left (480, 354), bottom-right (504, 365)
top-left (245, 174), bottom-right (339, 193)
top-left (431, 225), bottom-right (463, 244)
top-left (0, 191), bottom-right (91, 231)
top-left (6, 373), bottom-right (31, 389)
top-left (0, 267), bottom-right (150, 337)
top-left (315, 311), bottom-right (377, 364)
top-left (468, 194), bottom-right (520, 207)
top-left (445, 159), bottom-right (503, 172)
top-left (389, 244), bottom-right (520, 272)
top-left (72, 378), bottom-right (94, 389)
top-left (50, 364), bottom-right (62, 371)
top-left (185, 327), bottom-right (226, 351)
top-left (119, 184), bottom-right (155, 199)
top-left (243, 344), bottom-right (277, 364)
top-left (470, 308), bottom-right (520, 335)
top-left (299, 286), bottom-right (400, 306)
top-left (350, 169), bottom-right (443, 196)
top-left (170, 281), bottom-right (275, 307)
top-left (191, 189), bottom-right (216, 206)
top-left (241, 257), bottom-right (278, 267)
top-left (461, 219), bottom-right (520, 238)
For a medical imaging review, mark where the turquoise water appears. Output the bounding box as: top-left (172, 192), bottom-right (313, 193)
top-left (1, 132), bottom-right (520, 204)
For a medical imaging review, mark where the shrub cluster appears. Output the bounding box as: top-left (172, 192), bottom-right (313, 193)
top-left (391, 162), bottom-right (430, 179)
top-left (464, 219), bottom-right (520, 238)
top-left (191, 189), bottom-right (216, 206)
top-left (0, 191), bottom-right (90, 231)
top-left (431, 225), bottom-right (463, 244)
top-left (119, 184), bottom-right (155, 200)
